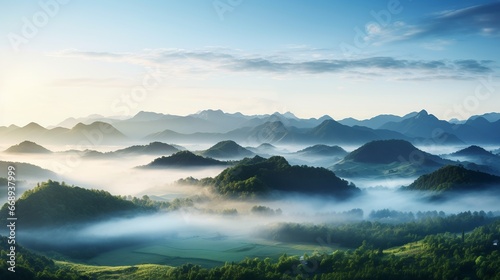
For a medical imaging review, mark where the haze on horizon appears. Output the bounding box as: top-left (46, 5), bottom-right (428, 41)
top-left (1, 0), bottom-right (499, 127)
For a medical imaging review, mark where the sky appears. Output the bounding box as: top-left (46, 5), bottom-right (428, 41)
top-left (0, 0), bottom-right (499, 126)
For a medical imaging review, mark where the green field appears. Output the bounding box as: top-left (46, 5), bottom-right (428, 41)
top-left (56, 262), bottom-right (173, 280)
top-left (85, 235), bottom-right (346, 268)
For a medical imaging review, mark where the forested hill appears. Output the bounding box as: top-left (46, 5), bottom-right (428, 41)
top-left (344, 139), bottom-right (442, 165)
top-left (404, 165), bottom-right (500, 192)
top-left (0, 180), bottom-right (143, 228)
top-left (142, 151), bottom-right (228, 168)
top-left (209, 156), bottom-right (358, 199)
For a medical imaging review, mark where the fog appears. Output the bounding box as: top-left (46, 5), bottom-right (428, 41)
top-left (2, 142), bottom-right (500, 264)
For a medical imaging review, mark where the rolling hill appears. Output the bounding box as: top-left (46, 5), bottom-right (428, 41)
top-left (403, 165), bottom-right (500, 192)
top-left (113, 142), bottom-right (180, 156)
top-left (201, 140), bottom-right (254, 159)
top-left (0, 180), bottom-right (142, 228)
top-left (332, 139), bottom-right (451, 178)
top-left (295, 144), bottom-right (348, 157)
top-left (4, 140), bottom-right (52, 153)
top-left (207, 156), bottom-right (359, 199)
top-left (141, 151), bottom-right (228, 168)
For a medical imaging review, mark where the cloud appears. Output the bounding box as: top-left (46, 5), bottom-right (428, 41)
top-left (50, 48), bottom-right (494, 80)
top-left (365, 2), bottom-right (500, 46)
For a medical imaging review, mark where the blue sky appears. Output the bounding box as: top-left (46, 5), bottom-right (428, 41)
top-left (0, 0), bottom-right (499, 126)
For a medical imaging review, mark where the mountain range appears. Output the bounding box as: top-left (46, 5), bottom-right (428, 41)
top-left (2, 109), bottom-right (499, 145)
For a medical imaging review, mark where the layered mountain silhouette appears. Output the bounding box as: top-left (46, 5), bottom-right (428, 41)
top-left (2, 109), bottom-right (499, 145)
top-left (0, 121), bottom-right (127, 145)
top-left (380, 110), bottom-right (500, 144)
top-left (339, 112), bottom-right (418, 129)
top-left (442, 145), bottom-right (500, 175)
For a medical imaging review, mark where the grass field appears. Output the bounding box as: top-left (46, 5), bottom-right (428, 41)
top-left (384, 240), bottom-right (426, 257)
top-left (85, 235), bottom-right (346, 268)
top-left (56, 261), bottom-right (173, 280)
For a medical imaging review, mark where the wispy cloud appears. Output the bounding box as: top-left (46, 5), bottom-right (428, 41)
top-left (50, 48), bottom-right (495, 80)
top-left (365, 2), bottom-right (500, 46)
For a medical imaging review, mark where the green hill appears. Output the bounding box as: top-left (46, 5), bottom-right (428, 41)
top-left (4, 140), bottom-right (52, 154)
top-left (332, 140), bottom-right (450, 178)
top-left (143, 151), bottom-right (228, 168)
top-left (404, 165), bottom-right (500, 192)
top-left (451, 145), bottom-right (495, 157)
top-left (296, 144), bottom-right (347, 157)
top-left (113, 141), bottom-right (180, 156)
top-left (209, 156), bottom-right (358, 198)
top-left (201, 140), bottom-right (254, 159)
top-left (0, 180), bottom-right (141, 228)
top-left (345, 139), bottom-right (440, 164)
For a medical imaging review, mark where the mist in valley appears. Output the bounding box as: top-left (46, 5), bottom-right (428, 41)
top-left (2, 141), bottom-right (500, 267)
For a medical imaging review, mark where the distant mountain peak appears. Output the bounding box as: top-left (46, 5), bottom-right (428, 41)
top-left (415, 110), bottom-right (429, 119)
top-left (5, 141), bottom-right (52, 154)
top-left (23, 122), bottom-right (45, 130)
top-left (452, 145), bottom-right (495, 157)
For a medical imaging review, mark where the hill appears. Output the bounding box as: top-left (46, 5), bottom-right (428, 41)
top-left (201, 140), bottom-right (254, 159)
top-left (0, 180), bottom-right (141, 228)
top-left (403, 165), bottom-right (500, 192)
top-left (208, 156), bottom-right (358, 198)
top-left (113, 142), bottom-right (180, 156)
top-left (344, 139), bottom-right (441, 164)
top-left (451, 145), bottom-right (496, 158)
top-left (0, 161), bottom-right (57, 180)
top-left (332, 140), bottom-right (450, 178)
top-left (4, 140), bottom-right (52, 153)
top-left (296, 144), bottom-right (347, 157)
top-left (443, 145), bottom-right (500, 176)
top-left (142, 151), bottom-right (228, 168)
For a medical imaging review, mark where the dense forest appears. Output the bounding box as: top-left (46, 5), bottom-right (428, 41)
top-left (166, 221), bottom-right (500, 280)
top-left (258, 211), bottom-right (498, 249)
top-left (1, 219), bottom-right (499, 279)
